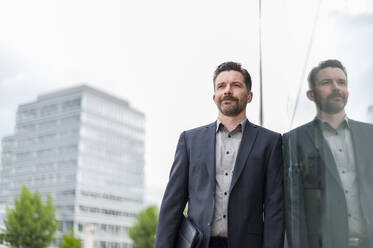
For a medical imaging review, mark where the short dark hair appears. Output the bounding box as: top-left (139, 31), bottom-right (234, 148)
top-left (213, 61), bottom-right (252, 91)
top-left (307, 59), bottom-right (347, 89)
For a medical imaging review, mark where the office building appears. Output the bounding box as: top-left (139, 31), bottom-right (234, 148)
top-left (0, 85), bottom-right (145, 248)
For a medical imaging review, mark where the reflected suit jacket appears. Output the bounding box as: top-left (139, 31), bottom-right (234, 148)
top-left (155, 120), bottom-right (284, 248)
top-left (283, 119), bottom-right (373, 248)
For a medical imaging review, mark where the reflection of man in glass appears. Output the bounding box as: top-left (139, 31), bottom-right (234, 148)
top-left (284, 59), bottom-right (373, 248)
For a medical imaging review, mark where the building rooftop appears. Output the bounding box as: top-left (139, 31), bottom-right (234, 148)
top-left (19, 84), bottom-right (145, 117)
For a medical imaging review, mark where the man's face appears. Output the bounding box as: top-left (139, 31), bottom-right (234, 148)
top-left (308, 67), bottom-right (348, 114)
top-left (213, 70), bottom-right (252, 117)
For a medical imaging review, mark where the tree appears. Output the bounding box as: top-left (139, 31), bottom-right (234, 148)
top-left (59, 229), bottom-right (82, 248)
top-left (129, 205), bottom-right (158, 248)
top-left (3, 185), bottom-right (59, 248)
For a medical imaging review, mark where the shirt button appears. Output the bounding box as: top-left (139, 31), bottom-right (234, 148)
top-left (225, 172), bottom-right (228, 176)
top-left (223, 215), bottom-right (226, 218)
top-left (342, 170), bottom-right (346, 174)
top-left (224, 192), bottom-right (227, 196)
top-left (339, 149), bottom-right (342, 152)
top-left (228, 134), bottom-right (231, 138)
top-left (226, 151), bottom-right (230, 155)
top-left (345, 190), bottom-right (349, 194)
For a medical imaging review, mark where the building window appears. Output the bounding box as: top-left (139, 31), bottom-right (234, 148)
top-left (39, 120), bottom-right (57, 130)
top-left (62, 98), bottom-right (81, 112)
top-left (40, 104), bottom-right (58, 117)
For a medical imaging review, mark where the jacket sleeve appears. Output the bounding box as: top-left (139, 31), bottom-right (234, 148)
top-left (263, 133), bottom-right (285, 248)
top-left (154, 131), bottom-right (189, 248)
top-left (282, 133), bottom-right (309, 248)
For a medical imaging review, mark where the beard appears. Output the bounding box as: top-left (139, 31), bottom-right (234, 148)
top-left (315, 91), bottom-right (347, 114)
top-left (216, 94), bottom-right (248, 117)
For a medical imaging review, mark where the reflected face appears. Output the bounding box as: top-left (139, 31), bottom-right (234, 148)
top-left (213, 70), bottom-right (252, 117)
top-left (310, 67), bottom-right (348, 114)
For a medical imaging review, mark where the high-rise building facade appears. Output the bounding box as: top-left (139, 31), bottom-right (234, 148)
top-left (0, 85), bottom-right (145, 248)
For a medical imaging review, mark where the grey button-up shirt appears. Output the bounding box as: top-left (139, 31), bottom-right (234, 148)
top-left (211, 119), bottom-right (246, 237)
top-left (320, 117), bottom-right (367, 238)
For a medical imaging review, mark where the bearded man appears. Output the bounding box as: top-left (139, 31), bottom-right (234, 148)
top-left (155, 61), bottom-right (284, 248)
top-left (284, 59), bottom-right (373, 248)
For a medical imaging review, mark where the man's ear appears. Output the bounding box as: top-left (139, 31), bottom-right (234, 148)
top-left (307, 90), bottom-right (315, 102)
top-left (247, 91), bottom-right (253, 103)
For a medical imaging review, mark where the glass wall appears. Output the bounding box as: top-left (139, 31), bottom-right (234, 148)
top-left (277, 1), bottom-right (373, 247)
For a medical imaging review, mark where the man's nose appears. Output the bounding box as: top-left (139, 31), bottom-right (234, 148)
top-left (330, 81), bottom-right (343, 93)
top-left (223, 84), bottom-right (232, 95)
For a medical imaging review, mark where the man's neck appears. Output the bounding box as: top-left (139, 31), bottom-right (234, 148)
top-left (218, 112), bottom-right (246, 132)
top-left (317, 110), bottom-right (346, 129)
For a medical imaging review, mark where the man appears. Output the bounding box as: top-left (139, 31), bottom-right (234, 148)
top-left (155, 61), bottom-right (284, 248)
top-left (284, 59), bottom-right (373, 248)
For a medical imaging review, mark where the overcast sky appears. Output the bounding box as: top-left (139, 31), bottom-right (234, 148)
top-left (0, 0), bottom-right (373, 206)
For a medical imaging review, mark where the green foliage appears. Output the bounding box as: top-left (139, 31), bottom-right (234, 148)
top-left (129, 205), bottom-right (158, 248)
top-left (4, 185), bottom-right (59, 248)
top-left (59, 229), bottom-right (82, 248)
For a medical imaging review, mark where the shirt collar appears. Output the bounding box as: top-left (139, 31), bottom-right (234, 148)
top-left (216, 118), bottom-right (247, 133)
top-left (314, 115), bottom-right (350, 131)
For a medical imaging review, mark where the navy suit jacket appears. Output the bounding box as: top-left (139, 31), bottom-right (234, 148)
top-left (155, 120), bottom-right (284, 248)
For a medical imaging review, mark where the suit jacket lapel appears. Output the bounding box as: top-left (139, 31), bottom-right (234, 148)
top-left (305, 122), bottom-right (342, 188)
top-left (229, 121), bottom-right (259, 192)
top-left (349, 120), bottom-right (365, 176)
top-left (205, 122), bottom-right (217, 187)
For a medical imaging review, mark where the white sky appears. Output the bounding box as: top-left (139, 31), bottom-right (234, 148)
top-left (0, 0), bottom-right (373, 206)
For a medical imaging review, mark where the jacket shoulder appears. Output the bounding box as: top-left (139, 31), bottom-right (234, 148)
top-left (183, 122), bottom-right (215, 136)
top-left (254, 124), bottom-right (281, 137)
top-left (283, 121), bottom-right (314, 137)
top-left (349, 119), bottom-right (373, 130)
